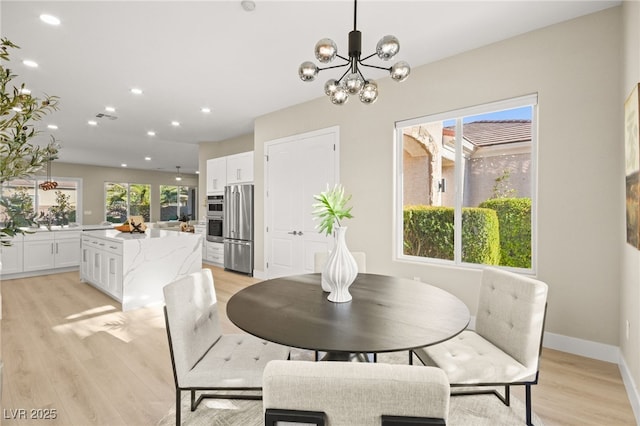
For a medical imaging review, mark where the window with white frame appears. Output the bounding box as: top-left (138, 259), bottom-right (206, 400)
top-left (160, 185), bottom-right (196, 221)
top-left (396, 95), bottom-right (537, 271)
top-left (105, 182), bottom-right (150, 223)
top-left (1, 177), bottom-right (82, 226)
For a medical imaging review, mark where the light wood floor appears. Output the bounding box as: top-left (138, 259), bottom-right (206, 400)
top-left (1, 266), bottom-right (636, 425)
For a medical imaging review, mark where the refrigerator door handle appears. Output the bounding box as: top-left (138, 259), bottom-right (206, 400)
top-left (235, 190), bottom-right (240, 236)
top-left (224, 238), bottom-right (250, 246)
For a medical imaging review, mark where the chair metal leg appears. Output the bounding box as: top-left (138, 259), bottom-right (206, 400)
top-left (190, 390), bottom-right (196, 411)
top-left (505, 385), bottom-right (511, 406)
top-left (525, 384), bottom-right (533, 426)
top-left (409, 351), bottom-right (413, 365)
top-left (175, 389), bottom-right (181, 425)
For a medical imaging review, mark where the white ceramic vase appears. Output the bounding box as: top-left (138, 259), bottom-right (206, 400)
top-left (323, 226), bottom-right (358, 303)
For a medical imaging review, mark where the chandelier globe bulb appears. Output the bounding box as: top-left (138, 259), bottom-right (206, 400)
top-left (324, 79), bottom-right (340, 96)
top-left (390, 61), bottom-right (411, 82)
top-left (376, 35), bottom-right (400, 60)
top-left (360, 80), bottom-right (378, 104)
top-left (343, 73), bottom-right (364, 95)
top-left (315, 38), bottom-right (338, 63)
top-left (330, 87), bottom-right (349, 105)
top-left (298, 61), bottom-right (319, 82)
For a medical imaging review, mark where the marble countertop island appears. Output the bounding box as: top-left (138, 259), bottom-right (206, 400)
top-left (81, 228), bottom-right (202, 311)
top-left (84, 228), bottom-right (195, 240)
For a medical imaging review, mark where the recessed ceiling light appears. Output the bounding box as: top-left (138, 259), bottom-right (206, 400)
top-left (144, 156), bottom-right (151, 161)
top-left (88, 120), bottom-right (98, 126)
top-left (20, 88), bottom-right (31, 95)
top-left (130, 88), bottom-right (143, 95)
top-left (47, 124), bottom-right (58, 130)
top-left (241, 1), bottom-right (256, 12)
top-left (121, 163), bottom-right (127, 168)
top-left (147, 131), bottom-right (156, 136)
top-left (39, 14), bottom-right (61, 26)
top-left (23, 60), bottom-right (38, 68)
top-left (195, 170), bottom-right (200, 175)
top-left (201, 107), bottom-right (211, 113)
top-left (171, 121), bottom-right (180, 127)
top-left (105, 106), bottom-right (116, 113)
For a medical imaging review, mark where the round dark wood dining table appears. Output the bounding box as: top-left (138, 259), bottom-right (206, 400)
top-left (226, 273), bottom-right (470, 359)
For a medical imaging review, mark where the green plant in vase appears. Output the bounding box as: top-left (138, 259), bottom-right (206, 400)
top-left (312, 184), bottom-right (354, 236)
top-left (312, 184), bottom-right (357, 303)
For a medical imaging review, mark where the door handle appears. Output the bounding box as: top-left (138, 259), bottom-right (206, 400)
top-left (297, 231), bottom-right (303, 236)
top-left (288, 231), bottom-right (298, 235)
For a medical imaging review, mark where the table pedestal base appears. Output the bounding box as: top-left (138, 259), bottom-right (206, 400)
top-left (320, 352), bottom-right (372, 362)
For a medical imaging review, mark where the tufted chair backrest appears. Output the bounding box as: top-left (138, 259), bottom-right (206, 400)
top-left (475, 267), bottom-right (548, 372)
top-left (163, 268), bottom-right (222, 384)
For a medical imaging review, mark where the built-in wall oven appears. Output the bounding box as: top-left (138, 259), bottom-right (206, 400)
top-left (206, 195), bottom-right (224, 242)
top-left (206, 195), bottom-right (224, 216)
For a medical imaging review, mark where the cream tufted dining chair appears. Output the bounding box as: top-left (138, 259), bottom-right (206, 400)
top-left (263, 360), bottom-right (450, 425)
top-left (163, 268), bottom-right (290, 425)
top-left (411, 267), bottom-right (548, 426)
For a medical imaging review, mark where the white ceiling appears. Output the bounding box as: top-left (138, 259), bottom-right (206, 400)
top-left (0, 0), bottom-right (619, 174)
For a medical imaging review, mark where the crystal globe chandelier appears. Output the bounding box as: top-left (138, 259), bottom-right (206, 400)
top-left (298, 0), bottom-right (410, 105)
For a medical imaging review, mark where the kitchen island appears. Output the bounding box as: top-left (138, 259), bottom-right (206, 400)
top-left (81, 228), bottom-right (202, 311)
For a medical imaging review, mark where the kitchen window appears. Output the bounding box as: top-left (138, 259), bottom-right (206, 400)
top-left (105, 182), bottom-right (150, 223)
top-left (160, 185), bottom-right (196, 221)
top-left (1, 177), bottom-right (81, 226)
top-left (395, 94), bottom-right (537, 271)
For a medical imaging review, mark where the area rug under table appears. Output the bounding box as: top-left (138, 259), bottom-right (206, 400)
top-left (157, 350), bottom-right (544, 426)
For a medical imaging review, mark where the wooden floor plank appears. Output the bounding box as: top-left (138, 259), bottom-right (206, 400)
top-left (1, 266), bottom-right (636, 425)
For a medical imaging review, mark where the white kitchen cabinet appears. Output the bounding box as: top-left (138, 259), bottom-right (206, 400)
top-left (204, 241), bottom-right (224, 266)
top-left (81, 235), bottom-right (123, 300)
top-left (23, 231), bottom-right (81, 272)
top-left (102, 252), bottom-right (123, 299)
top-left (54, 231), bottom-right (82, 268)
top-left (0, 235), bottom-right (23, 275)
top-left (226, 151), bottom-right (254, 184)
top-left (23, 233), bottom-right (55, 272)
top-left (207, 152), bottom-right (254, 195)
top-left (206, 157), bottom-right (227, 194)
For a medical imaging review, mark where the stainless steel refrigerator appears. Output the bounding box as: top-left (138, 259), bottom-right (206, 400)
top-left (223, 184), bottom-right (254, 276)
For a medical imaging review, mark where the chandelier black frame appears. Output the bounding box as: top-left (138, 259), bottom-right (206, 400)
top-left (298, 0), bottom-right (410, 105)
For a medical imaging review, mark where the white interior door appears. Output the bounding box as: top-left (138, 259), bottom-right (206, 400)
top-left (265, 127), bottom-right (339, 278)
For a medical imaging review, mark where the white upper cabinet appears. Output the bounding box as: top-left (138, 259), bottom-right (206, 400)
top-left (226, 151), bottom-right (254, 184)
top-left (206, 157), bottom-right (227, 195)
top-left (207, 152), bottom-right (254, 195)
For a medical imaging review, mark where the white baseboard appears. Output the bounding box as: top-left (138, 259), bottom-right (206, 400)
top-left (253, 269), bottom-right (266, 280)
top-left (619, 354), bottom-right (640, 424)
top-left (542, 331), bottom-right (620, 363)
